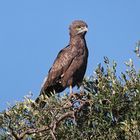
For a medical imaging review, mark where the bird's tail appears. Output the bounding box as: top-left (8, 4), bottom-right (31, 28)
top-left (32, 85), bottom-right (58, 108)
top-left (33, 89), bottom-right (49, 108)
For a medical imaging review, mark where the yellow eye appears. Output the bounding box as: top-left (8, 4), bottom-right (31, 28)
top-left (76, 26), bottom-right (81, 30)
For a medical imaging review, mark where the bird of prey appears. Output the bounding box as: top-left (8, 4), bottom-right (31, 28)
top-left (35, 20), bottom-right (88, 107)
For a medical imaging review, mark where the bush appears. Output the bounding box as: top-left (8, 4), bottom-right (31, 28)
top-left (0, 43), bottom-right (140, 140)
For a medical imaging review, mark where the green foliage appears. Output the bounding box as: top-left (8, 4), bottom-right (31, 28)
top-left (0, 43), bottom-right (140, 140)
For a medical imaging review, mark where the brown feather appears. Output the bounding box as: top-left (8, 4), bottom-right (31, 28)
top-left (35, 20), bottom-right (88, 107)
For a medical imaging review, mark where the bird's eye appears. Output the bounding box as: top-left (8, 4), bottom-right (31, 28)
top-left (76, 26), bottom-right (81, 30)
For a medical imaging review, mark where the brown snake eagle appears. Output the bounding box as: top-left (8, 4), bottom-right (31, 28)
top-left (35, 20), bottom-right (88, 107)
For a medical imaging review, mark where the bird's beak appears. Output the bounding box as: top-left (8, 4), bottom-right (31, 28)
top-left (77, 26), bottom-right (88, 34)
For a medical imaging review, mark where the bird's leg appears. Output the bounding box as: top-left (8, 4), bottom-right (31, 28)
top-left (80, 84), bottom-right (84, 94)
top-left (70, 85), bottom-right (73, 94)
top-left (69, 85), bottom-right (76, 99)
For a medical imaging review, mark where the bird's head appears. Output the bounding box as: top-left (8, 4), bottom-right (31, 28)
top-left (69, 20), bottom-right (88, 37)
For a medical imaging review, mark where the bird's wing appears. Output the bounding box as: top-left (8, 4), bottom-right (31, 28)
top-left (62, 47), bottom-right (88, 84)
top-left (43, 45), bottom-right (78, 86)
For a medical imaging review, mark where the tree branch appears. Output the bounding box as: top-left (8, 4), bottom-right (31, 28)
top-left (4, 92), bottom-right (90, 139)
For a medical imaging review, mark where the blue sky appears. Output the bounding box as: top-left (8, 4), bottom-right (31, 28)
top-left (0, 1), bottom-right (140, 111)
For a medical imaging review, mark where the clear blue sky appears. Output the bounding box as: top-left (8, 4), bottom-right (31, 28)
top-left (0, 1), bottom-right (140, 111)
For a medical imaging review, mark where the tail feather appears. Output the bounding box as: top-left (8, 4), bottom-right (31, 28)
top-left (34, 89), bottom-right (48, 108)
top-left (33, 84), bottom-right (64, 108)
